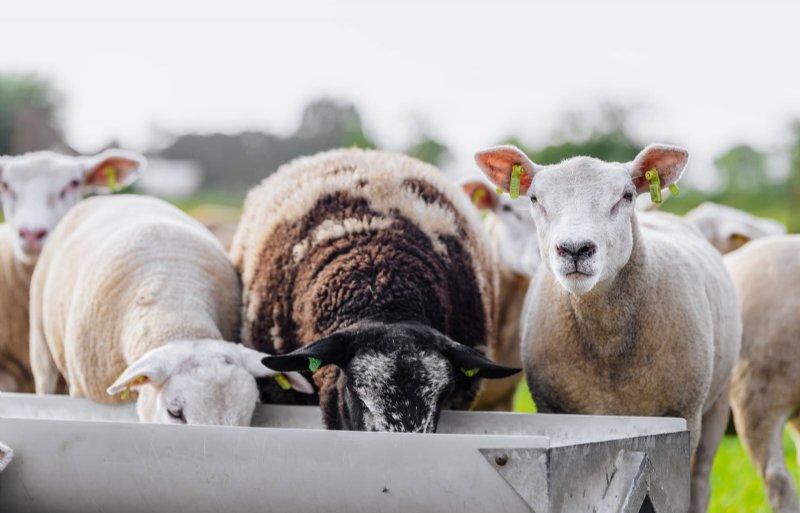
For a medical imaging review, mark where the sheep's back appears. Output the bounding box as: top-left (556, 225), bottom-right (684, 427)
top-left (33, 195), bottom-right (241, 400)
top-left (232, 149), bottom-right (495, 360)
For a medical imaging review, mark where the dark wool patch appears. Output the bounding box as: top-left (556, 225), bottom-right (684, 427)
top-left (248, 179), bottom-right (487, 410)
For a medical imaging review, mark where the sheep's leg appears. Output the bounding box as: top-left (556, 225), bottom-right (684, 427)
top-left (734, 405), bottom-right (799, 513)
top-left (29, 327), bottom-right (61, 395)
top-left (689, 391), bottom-right (729, 513)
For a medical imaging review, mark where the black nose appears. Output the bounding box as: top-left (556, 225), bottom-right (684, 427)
top-left (556, 241), bottom-right (597, 260)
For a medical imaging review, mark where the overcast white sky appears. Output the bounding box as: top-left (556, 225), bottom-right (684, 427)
top-left (2, 0), bottom-right (800, 185)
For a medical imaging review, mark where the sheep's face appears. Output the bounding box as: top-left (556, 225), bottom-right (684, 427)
top-left (107, 340), bottom-right (313, 426)
top-left (262, 322), bottom-right (520, 433)
top-left (475, 144), bottom-right (688, 295)
top-left (530, 159), bottom-right (637, 294)
top-left (461, 180), bottom-right (540, 277)
top-left (0, 150), bottom-right (145, 264)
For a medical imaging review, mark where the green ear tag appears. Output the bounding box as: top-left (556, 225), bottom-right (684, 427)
top-left (308, 357), bottom-right (322, 372)
top-left (668, 183), bottom-right (680, 197)
top-left (644, 168), bottom-right (662, 204)
top-left (461, 367), bottom-right (480, 378)
top-left (274, 373), bottom-right (291, 391)
top-left (495, 187), bottom-right (504, 195)
top-left (510, 164), bottom-right (524, 199)
top-left (104, 165), bottom-right (118, 192)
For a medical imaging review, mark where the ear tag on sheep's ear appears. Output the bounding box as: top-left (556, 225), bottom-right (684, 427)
top-left (308, 357), bottom-right (323, 372)
top-left (120, 375), bottom-right (147, 400)
top-left (471, 187), bottom-right (486, 207)
top-left (274, 373), bottom-right (292, 391)
top-left (668, 183), bottom-right (680, 197)
top-left (495, 187), bottom-right (504, 195)
top-left (644, 168), bottom-right (662, 204)
top-left (104, 165), bottom-right (118, 192)
top-left (461, 367), bottom-right (480, 378)
top-left (509, 164), bottom-right (524, 199)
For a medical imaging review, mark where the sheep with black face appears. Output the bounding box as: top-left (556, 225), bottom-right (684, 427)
top-left (231, 149), bottom-right (519, 433)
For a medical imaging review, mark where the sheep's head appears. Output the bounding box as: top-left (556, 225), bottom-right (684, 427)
top-left (461, 180), bottom-right (540, 277)
top-left (107, 340), bottom-right (313, 426)
top-left (262, 322), bottom-right (520, 433)
top-left (0, 150), bottom-right (145, 264)
top-left (475, 144), bottom-right (688, 295)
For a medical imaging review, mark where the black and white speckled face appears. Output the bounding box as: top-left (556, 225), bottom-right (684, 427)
top-left (262, 321), bottom-right (521, 433)
top-left (345, 345), bottom-right (453, 432)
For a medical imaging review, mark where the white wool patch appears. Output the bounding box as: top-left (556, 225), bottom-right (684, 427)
top-left (292, 216), bottom-right (395, 263)
top-left (350, 352), bottom-right (397, 432)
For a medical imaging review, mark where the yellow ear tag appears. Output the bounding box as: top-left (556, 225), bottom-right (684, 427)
top-left (495, 187), bottom-right (504, 195)
top-left (274, 373), bottom-right (292, 391)
top-left (104, 165), bottom-right (118, 192)
top-left (644, 168), bottom-right (662, 204)
top-left (471, 187), bottom-right (486, 206)
top-left (668, 183), bottom-right (680, 196)
top-left (510, 164), bottom-right (524, 199)
top-left (461, 367), bottom-right (480, 378)
top-left (120, 375), bottom-right (146, 400)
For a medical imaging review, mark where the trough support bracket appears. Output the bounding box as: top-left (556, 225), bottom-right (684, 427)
top-left (598, 450), bottom-right (672, 513)
top-left (0, 441), bottom-right (13, 472)
top-left (479, 447), bottom-right (549, 513)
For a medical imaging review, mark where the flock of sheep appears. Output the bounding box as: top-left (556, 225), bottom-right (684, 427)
top-left (0, 144), bottom-right (796, 512)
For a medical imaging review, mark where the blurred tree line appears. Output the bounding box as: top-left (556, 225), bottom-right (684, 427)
top-left (0, 73), bottom-right (797, 230)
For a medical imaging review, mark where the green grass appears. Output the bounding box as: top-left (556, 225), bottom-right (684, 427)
top-left (512, 380), bottom-right (800, 512)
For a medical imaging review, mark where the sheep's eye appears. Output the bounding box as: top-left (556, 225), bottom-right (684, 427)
top-left (69, 179), bottom-right (80, 188)
top-left (529, 195), bottom-right (537, 204)
top-left (0, 181), bottom-right (8, 192)
top-left (623, 191), bottom-right (634, 202)
top-left (167, 407), bottom-right (186, 423)
top-left (501, 205), bottom-right (512, 212)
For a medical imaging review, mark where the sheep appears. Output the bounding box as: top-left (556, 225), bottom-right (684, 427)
top-left (685, 201), bottom-right (786, 254)
top-left (230, 148), bottom-right (520, 433)
top-left (725, 235), bottom-right (800, 513)
top-left (0, 149), bottom-right (145, 392)
top-left (475, 143), bottom-right (742, 513)
top-left (460, 180), bottom-right (537, 410)
top-left (29, 195), bottom-right (312, 425)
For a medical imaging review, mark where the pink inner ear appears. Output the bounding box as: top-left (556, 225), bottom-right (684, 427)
top-left (85, 156), bottom-right (140, 188)
top-left (474, 146), bottom-right (535, 194)
top-left (461, 181), bottom-right (498, 211)
top-left (630, 146), bottom-right (688, 193)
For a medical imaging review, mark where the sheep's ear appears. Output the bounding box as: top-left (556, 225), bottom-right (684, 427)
top-left (434, 332), bottom-right (521, 379)
top-left (231, 344), bottom-right (314, 394)
top-left (628, 144), bottom-right (688, 194)
top-left (81, 150), bottom-right (147, 192)
top-left (106, 345), bottom-right (180, 396)
top-left (474, 145), bottom-right (537, 195)
top-left (261, 330), bottom-right (356, 373)
top-left (461, 180), bottom-right (499, 211)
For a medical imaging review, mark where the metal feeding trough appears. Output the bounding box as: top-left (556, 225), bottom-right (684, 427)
top-left (0, 393), bottom-right (689, 513)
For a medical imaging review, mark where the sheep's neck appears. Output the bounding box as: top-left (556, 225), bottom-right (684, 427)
top-left (567, 219), bottom-right (646, 360)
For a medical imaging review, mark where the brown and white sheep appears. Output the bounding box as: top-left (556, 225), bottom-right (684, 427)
top-left (231, 148), bottom-right (519, 432)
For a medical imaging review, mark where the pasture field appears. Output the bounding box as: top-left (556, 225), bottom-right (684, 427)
top-left (513, 381), bottom-right (800, 513)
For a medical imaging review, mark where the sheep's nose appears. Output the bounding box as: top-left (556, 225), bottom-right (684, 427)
top-left (19, 228), bottom-right (48, 245)
top-left (556, 240), bottom-right (597, 260)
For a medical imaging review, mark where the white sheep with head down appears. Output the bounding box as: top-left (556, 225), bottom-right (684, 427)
top-left (0, 149), bottom-right (144, 392)
top-left (685, 201), bottom-right (786, 254)
top-left (475, 143), bottom-right (742, 513)
top-left (29, 195), bottom-right (312, 425)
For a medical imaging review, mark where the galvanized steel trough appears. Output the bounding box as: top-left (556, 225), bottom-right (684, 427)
top-left (0, 393), bottom-right (689, 513)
